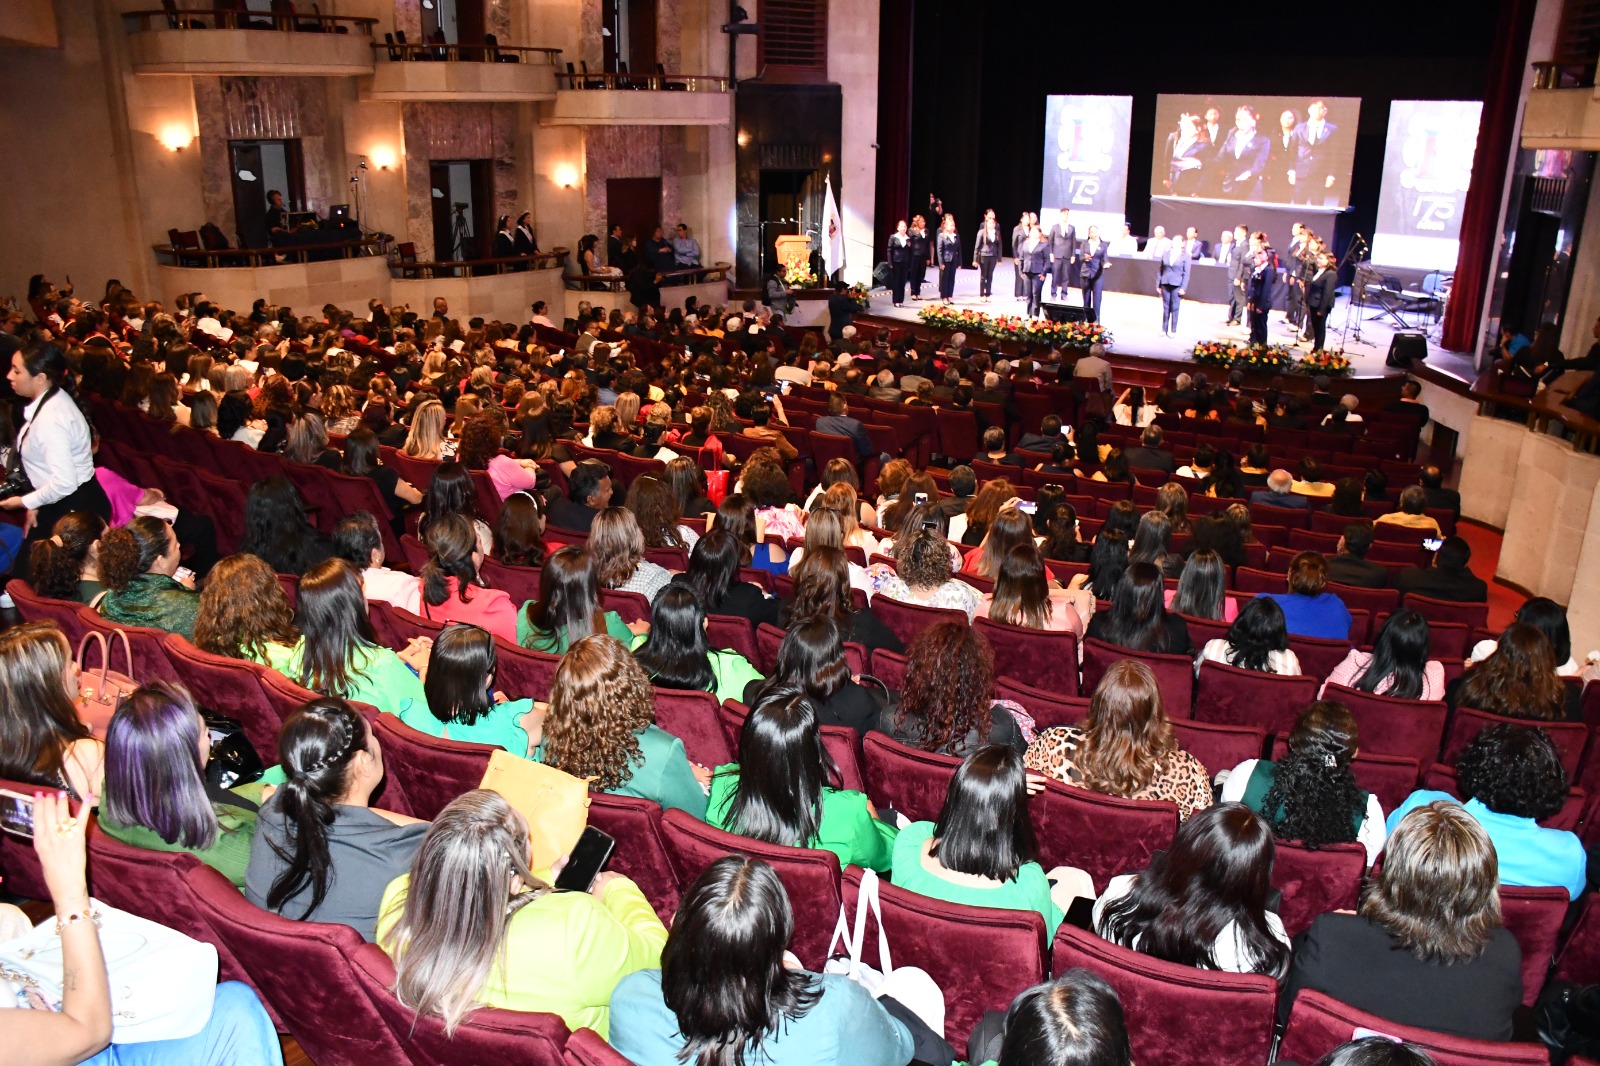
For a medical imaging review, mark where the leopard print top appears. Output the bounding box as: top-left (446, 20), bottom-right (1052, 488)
top-left (1023, 726), bottom-right (1214, 821)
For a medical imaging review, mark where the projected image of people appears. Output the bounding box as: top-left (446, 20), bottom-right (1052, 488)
top-left (1152, 95), bottom-right (1359, 208)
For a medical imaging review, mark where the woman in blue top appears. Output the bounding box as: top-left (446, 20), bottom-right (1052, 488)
top-left (609, 855), bottom-right (916, 1066)
top-left (400, 623), bottom-right (538, 756)
top-left (1257, 551), bottom-right (1351, 641)
top-left (1387, 724), bottom-right (1585, 899)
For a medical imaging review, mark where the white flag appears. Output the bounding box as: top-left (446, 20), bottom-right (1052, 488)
top-left (821, 175), bottom-right (845, 280)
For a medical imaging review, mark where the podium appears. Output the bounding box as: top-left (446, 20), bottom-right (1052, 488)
top-left (774, 234), bottom-right (812, 270)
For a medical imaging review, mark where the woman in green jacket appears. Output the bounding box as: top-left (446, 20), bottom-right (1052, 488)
top-left (632, 583), bottom-right (764, 705)
top-left (378, 789), bottom-right (666, 1038)
top-left (96, 515), bottom-right (200, 639)
top-left (518, 545), bottom-right (647, 654)
top-left (402, 623), bottom-right (538, 755)
top-left (99, 681), bottom-right (262, 888)
top-left (536, 634), bottom-right (709, 819)
top-left (708, 690), bottom-right (896, 872)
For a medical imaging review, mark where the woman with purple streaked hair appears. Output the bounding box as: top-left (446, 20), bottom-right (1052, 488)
top-left (99, 681), bottom-right (264, 888)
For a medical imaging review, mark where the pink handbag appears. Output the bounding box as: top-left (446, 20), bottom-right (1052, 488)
top-left (75, 629), bottom-right (139, 736)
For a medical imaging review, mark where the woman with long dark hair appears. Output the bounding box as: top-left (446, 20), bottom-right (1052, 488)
top-left (1085, 562), bottom-right (1193, 654)
top-left (891, 620), bottom-right (1024, 756)
top-left (1094, 802), bottom-right (1290, 976)
top-left (244, 698), bottom-right (426, 940)
top-left (780, 545), bottom-right (901, 654)
top-left (1322, 610), bottom-right (1442, 700)
top-left (517, 544), bottom-right (644, 653)
top-left (0, 622), bottom-right (102, 798)
top-left (237, 476), bottom-right (334, 576)
top-left (608, 856), bottom-right (916, 1066)
top-left (419, 462), bottom-right (492, 556)
top-left (680, 526), bottom-right (780, 626)
top-left (1167, 548), bottom-right (1234, 621)
top-left (341, 426), bottom-right (423, 522)
top-left (1196, 596), bottom-right (1301, 675)
top-left (747, 615), bottom-right (881, 735)
top-left (625, 474), bottom-right (697, 550)
top-left (982, 543), bottom-right (1093, 635)
top-left (663, 456), bottom-right (715, 521)
top-left (418, 513), bottom-right (518, 642)
top-left (709, 690), bottom-right (895, 871)
top-left (1220, 700), bottom-right (1385, 865)
top-left (962, 505), bottom-right (1037, 581)
top-left (400, 623), bottom-right (538, 756)
top-left (492, 490), bottom-right (547, 568)
top-left (1127, 511), bottom-right (1184, 578)
top-left (1467, 596), bottom-right (1580, 675)
top-left (975, 970), bottom-right (1131, 1066)
top-left (1450, 622), bottom-right (1575, 720)
top-left (633, 584), bottom-right (763, 703)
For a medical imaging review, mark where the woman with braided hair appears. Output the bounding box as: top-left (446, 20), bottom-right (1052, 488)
top-left (1218, 700), bottom-right (1385, 865)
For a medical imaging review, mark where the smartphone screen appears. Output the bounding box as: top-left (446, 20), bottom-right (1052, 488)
top-left (1422, 538), bottom-right (1443, 552)
top-left (0, 789), bottom-right (35, 839)
top-left (912, 492), bottom-right (930, 506)
top-left (554, 826), bottom-right (616, 892)
top-left (1017, 501), bottom-right (1038, 515)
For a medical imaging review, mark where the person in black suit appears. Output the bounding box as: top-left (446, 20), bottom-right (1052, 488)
top-left (606, 224), bottom-right (625, 268)
top-left (1123, 425), bottom-right (1175, 474)
top-left (815, 393), bottom-right (875, 462)
top-left (1156, 235), bottom-right (1190, 336)
top-left (1325, 522), bottom-right (1389, 588)
top-left (1303, 250), bottom-right (1338, 351)
top-left (1019, 223), bottom-right (1051, 318)
top-left (513, 212), bottom-right (538, 255)
top-left (547, 459), bottom-right (613, 533)
top-left (1266, 111), bottom-right (1301, 203)
top-left (1291, 100), bottom-right (1341, 206)
top-left (887, 219), bottom-right (912, 308)
top-left (1250, 470), bottom-right (1308, 509)
top-left (493, 215), bottom-right (517, 258)
top-left (1418, 465), bottom-right (1460, 520)
top-left (1283, 224), bottom-right (1309, 330)
top-left (934, 214), bottom-right (961, 301)
top-left (1216, 106), bottom-right (1270, 200)
top-left (1385, 380), bottom-right (1431, 425)
top-left (1011, 212), bottom-right (1030, 299)
top-left (973, 209), bottom-right (1003, 302)
top-left (265, 189), bottom-right (290, 234)
top-left (1048, 209), bottom-right (1077, 301)
top-left (826, 281), bottom-right (856, 341)
top-left (1247, 246), bottom-right (1276, 346)
top-left (1077, 225), bottom-right (1109, 323)
top-left (1165, 114), bottom-right (1209, 197)
top-left (1393, 537), bottom-right (1489, 603)
top-left (1227, 225), bottom-right (1252, 326)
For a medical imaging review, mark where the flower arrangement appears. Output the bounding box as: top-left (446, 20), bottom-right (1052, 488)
top-left (1294, 349), bottom-right (1353, 376)
top-left (918, 303), bottom-right (987, 332)
top-left (781, 259), bottom-right (816, 287)
top-left (848, 282), bottom-right (872, 310)
top-left (916, 305), bottom-right (1113, 350)
top-left (1190, 341), bottom-right (1294, 372)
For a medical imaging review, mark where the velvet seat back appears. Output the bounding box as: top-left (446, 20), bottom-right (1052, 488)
top-left (564, 1028), bottom-right (635, 1066)
top-left (715, 700), bottom-right (866, 793)
top-left (1444, 705), bottom-right (1587, 780)
top-left (1499, 884), bottom-right (1571, 1006)
top-left (1051, 923), bottom-right (1279, 1066)
top-left (1081, 639), bottom-right (1195, 719)
top-left (1556, 892), bottom-right (1600, 984)
top-left (6, 580), bottom-right (94, 645)
top-left (705, 613), bottom-right (758, 662)
top-left (491, 636), bottom-right (561, 703)
top-left (75, 606), bottom-right (183, 685)
top-left (371, 713), bottom-right (494, 821)
top-left (870, 596), bottom-right (970, 650)
top-left (658, 808), bottom-right (843, 969)
top-left (992, 676), bottom-right (1093, 731)
top-left (1270, 841), bottom-right (1366, 938)
top-left (162, 634), bottom-right (285, 766)
top-left (479, 556), bottom-right (543, 606)
top-left (586, 791), bottom-right (681, 921)
top-left (861, 731), bottom-right (960, 824)
top-left (1170, 719), bottom-right (1267, 780)
top-left (1030, 781), bottom-right (1179, 893)
top-left (973, 616), bottom-right (1079, 695)
top-left (651, 686), bottom-right (732, 767)
top-left (1193, 659), bottom-right (1318, 736)
top-left (1278, 989), bottom-right (1551, 1066)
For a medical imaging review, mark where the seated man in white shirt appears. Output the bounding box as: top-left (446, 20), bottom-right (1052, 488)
top-left (332, 511), bottom-right (420, 614)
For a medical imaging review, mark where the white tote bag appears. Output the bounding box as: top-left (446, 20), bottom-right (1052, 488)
top-left (823, 868), bottom-right (946, 1036)
top-left (0, 899), bottom-right (218, 1044)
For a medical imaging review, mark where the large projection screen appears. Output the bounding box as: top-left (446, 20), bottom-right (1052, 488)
top-left (1370, 100), bottom-right (1483, 271)
top-left (1150, 95), bottom-right (1360, 208)
top-left (1038, 95), bottom-right (1133, 237)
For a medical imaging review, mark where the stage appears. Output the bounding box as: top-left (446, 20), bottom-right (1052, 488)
top-left (866, 260), bottom-right (1474, 381)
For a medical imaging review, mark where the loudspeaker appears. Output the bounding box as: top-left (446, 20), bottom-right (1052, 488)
top-left (1043, 301), bottom-right (1091, 324)
top-left (1386, 332), bottom-right (1427, 368)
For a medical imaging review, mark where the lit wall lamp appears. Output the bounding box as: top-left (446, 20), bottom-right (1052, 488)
top-left (159, 125), bottom-right (193, 152)
top-left (371, 147), bottom-right (396, 170)
top-left (553, 163), bottom-right (578, 189)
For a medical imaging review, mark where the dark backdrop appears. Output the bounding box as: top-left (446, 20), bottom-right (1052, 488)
top-left (891, 2), bottom-right (1508, 266)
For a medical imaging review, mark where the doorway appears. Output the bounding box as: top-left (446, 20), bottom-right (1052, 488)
top-left (230, 139), bottom-right (304, 249)
top-left (759, 168), bottom-right (817, 280)
top-left (429, 159), bottom-right (495, 264)
top-left (421, 0), bottom-right (484, 45)
top-left (601, 0), bottom-right (657, 75)
top-left (606, 177), bottom-right (662, 257)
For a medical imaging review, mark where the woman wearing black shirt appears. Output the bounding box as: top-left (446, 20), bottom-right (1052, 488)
top-left (341, 427), bottom-right (422, 523)
top-left (744, 616), bottom-right (882, 735)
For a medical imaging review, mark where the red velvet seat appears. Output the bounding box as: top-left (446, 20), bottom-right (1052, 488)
top-left (1031, 779), bottom-right (1179, 892)
top-left (1081, 638), bottom-right (1195, 718)
top-left (658, 808), bottom-right (844, 969)
top-left (1051, 923), bottom-right (1279, 1066)
top-left (1287, 633), bottom-right (1356, 681)
top-left (1497, 885), bottom-right (1570, 1007)
top-left (1250, 502), bottom-right (1311, 530)
top-left (652, 686), bottom-right (732, 767)
top-left (868, 647), bottom-right (910, 691)
top-left (1443, 705), bottom-right (1587, 779)
top-left (1402, 592), bottom-right (1490, 634)
top-left (869, 595), bottom-right (969, 648)
top-left (1270, 735), bottom-right (1425, 814)
top-left (184, 863), bottom-right (410, 1065)
top-left (1179, 612), bottom-right (1230, 648)
top-left (371, 712), bottom-right (493, 820)
top-left (1319, 684), bottom-right (1449, 767)
top-left (992, 676), bottom-right (1093, 730)
top-left (1193, 659), bottom-right (1318, 735)
top-left (705, 613), bottom-right (758, 662)
top-left (1169, 719), bottom-right (1267, 780)
top-left (162, 634), bottom-right (286, 766)
top-left (934, 408), bottom-right (980, 461)
top-left (715, 700), bottom-right (866, 793)
top-left (1278, 989), bottom-right (1551, 1066)
top-left (1326, 583), bottom-right (1401, 641)
top-left (1556, 891), bottom-right (1600, 984)
top-left (479, 556), bottom-right (542, 605)
top-left (74, 606), bottom-right (183, 684)
top-left (349, 943), bottom-right (569, 1064)
top-left (973, 616), bottom-right (1079, 695)
top-left (586, 791), bottom-right (681, 920)
top-left (1271, 840), bottom-right (1366, 938)
top-left (841, 867), bottom-right (1049, 1047)
top-left (1232, 566), bottom-right (1288, 594)
top-left (861, 730), bottom-right (960, 824)
top-left (398, 532), bottom-right (431, 573)
top-left (601, 588), bottom-right (651, 623)
top-left (564, 1028), bottom-right (633, 1066)
top-left (7, 579), bottom-right (95, 645)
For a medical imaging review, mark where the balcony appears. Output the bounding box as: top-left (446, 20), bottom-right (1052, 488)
top-left (365, 40), bottom-right (562, 101)
top-left (543, 70), bottom-right (732, 126)
top-left (121, 7), bottom-right (377, 76)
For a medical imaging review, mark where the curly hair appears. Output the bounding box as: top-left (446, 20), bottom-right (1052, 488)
top-left (895, 621), bottom-right (996, 754)
top-left (1258, 701), bottom-right (1367, 849)
top-left (195, 553), bottom-right (297, 661)
top-left (741, 461), bottom-right (793, 509)
top-left (30, 512), bottom-right (107, 600)
top-left (97, 516), bottom-right (172, 591)
top-left (624, 475), bottom-right (687, 549)
top-left (457, 416), bottom-right (501, 471)
top-left (1455, 724), bottom-right (1567, 821)
top-left (896, 527), bottom-right (955, 590)
top-left (539, 635), bottom-right (655, 791)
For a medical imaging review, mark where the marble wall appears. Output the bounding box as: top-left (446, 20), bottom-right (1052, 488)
top-left (194, 75), bottom-right (336, 233)
top-left (399, 101), bottom-right (523, 259)
top-left (581, 125), bottom-right (684, 240)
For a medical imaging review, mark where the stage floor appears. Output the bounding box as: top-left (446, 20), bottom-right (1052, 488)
top-left (870, 261), bottom-right (1474, 381)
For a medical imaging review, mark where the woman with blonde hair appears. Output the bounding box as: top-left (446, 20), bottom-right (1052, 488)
top-left (450, 395), bottom-right (482, 440)
top-left (0, 622), bottom-right (103, 798)
top-left (1025, 659), bottom-right (1212, 820)
top-left (535, 635), bottom-right (709, 817)
top-left (403, 398), bottom-right (450, 460)
top-left (817, 482), bottom-right (879, 557)
top-left (321, 384), bottom-right (361, 436)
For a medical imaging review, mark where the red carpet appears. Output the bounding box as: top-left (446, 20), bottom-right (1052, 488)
top-left (1457, 519), bottom-right (1524, 631)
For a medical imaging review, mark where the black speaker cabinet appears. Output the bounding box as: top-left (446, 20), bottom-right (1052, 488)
top-left (1386, 332), bottom-right (1427, 368)
top-left (1042, 301), bottom-right (1091, 324)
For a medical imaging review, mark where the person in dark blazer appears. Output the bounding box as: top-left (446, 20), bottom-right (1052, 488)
top-left (1019, 223), bottom-right (1051, 319)
top-left (1419, 466), bottom-right (1460, 519)
top-left (1283, 224), bottom-right (1309, 331)
top-left (1123, 425), bottom-right (1175, 475)
top-left (1291, 99), bottom-right (1341, 206)
top-left (815, 393), bottom-right (875, 461)
top-left (973, 210), bottom-right (1003, 302)
top-left (887, 219), bottom-right (912, 308)
top-left (1216, 106), bottom-right (1270, 200)
top-left (1325, 523), bottom-right (1389, 589)
top-left (1303, 251), bottom-right (1339, 350)
top-left (1077, 225), bottom-right (1109, 323)
top-left (513, 212), bottom-right (538, 255)
top-left (1166, 114), bottom-right (1209, 197)
top-left (1392, 538), bottom-right (1488, 603)
top-left (492, 215), bottom-right (517, 258)
top-left (606, 224), bottom-right (625, 268)
top-left (1228, 226), bottom-right (1252, 326)
top-left (907, 215), bottom-right (931, 300)
top-left (826, 281), bottom-right (856, 341)
top-left (1250, 470), bottom-right (1308, 509)
top-left (1266, 111), bottom-right (1301, 203)
top-left (1247, 246), bottom-right (1277, 346)
top-left (1157, 235), bottom-right (1190, 336)
top-left (1048, 210), bottom-right (1077, 301)
top-left (1213, 230), bottom-right (1236, 267)
top-left (934, 214), bottom-right (961, 301)
top-left (1011, 212), bottom-right (1031, 299)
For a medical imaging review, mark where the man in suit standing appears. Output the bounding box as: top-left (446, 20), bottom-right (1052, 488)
top-left (1247, 246), bottom-right (1277, 346)
top-left (826, 281), bottom-right (856, 341)
top-left (1303, 250), bottom-right (1338, 350)
top-left (1268, 111), bottom-right (1301, 203)
top-left (1020, 223), bottom-right (1051, 318)
top-left (606, 224), bottom-right (625, 268)
top-left (1077, 225), bottom-right (1109, 322)
top-left (1217, 106), bottom-right (1270, 200)
top-left (1227, 225), bottom-right (1252, 326)
top-left (1203, 107), bottom-right (1223, 151)
top-left (1157, 234), bottom-right (1190, 337)
top-left (1284, 223), bottom-right (1309, 333)
top-left (1011, 212), bottom-right (1031, 299)
top-left (1292, 100), bottom-right (1341, 206)
top-left (1048, 210), bottom-right (1077, 302)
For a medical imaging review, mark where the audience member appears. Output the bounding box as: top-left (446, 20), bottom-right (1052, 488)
top-left (1321, 610), bottom-right (1443, 700)
top-left (0, 622), bottom-right (103, 798)
top-left (889, 620), bottom-right (1024, 756)
top-left (518, 545), bottom-right (645, 653)
top-left (1325, 522), bottom-right (1388, 589)
top-left (1392, 536), bottom-right (1486, 603)
top-left (1196, 596), bottom-right (1302, 675)
top-left (94, 515), bottom-right (199, 639)
top-left (401, 623), bottom-right (537, 755)
top-left (418, 512), bottom-right (518, 642)
top-left (1257, 552), bottom-right (1351, 640)
top-left (633, 583), bottom-right (763, 703)
top-left (1085, 562), bottom-right (1194, 654)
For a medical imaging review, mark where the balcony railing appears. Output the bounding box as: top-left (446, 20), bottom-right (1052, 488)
top-left (555, 70), bottom-right (730, 92)
top-left (390, 248), bottom-right (569, 280)
top-left (154, 234), bottom-right (390, 268)
top-left (564, 263), bottom-right (731, 291)
top-left (121, 7), bottom-right (377, 34)
top-left (373, 39), bottom-right (560, 64)
top-left (1533, 61), bottom-right (1597, 89)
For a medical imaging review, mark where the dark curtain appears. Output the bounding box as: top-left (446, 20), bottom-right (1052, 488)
top-left (873, 0), bottom-right (915, 263)
top-left (1441, 0), bottom-right (1539, 352)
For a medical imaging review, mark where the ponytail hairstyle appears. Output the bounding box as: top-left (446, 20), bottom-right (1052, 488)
top-left (266, 698), bottom-right (370, 919)
top-left (421, 513), bottom-right (483, 608)
top-left (96, 516), bottom-right (174, 591)
top-left (29, 512), bottom-right (107, 600)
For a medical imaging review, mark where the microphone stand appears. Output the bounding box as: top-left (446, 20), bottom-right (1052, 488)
top-left (1337, 233), bottom-right (1370, 349)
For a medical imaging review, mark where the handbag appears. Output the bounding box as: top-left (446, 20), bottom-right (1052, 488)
top-left (75, 629), bottom-right (139, 735)
top-left (824, 867), bottom-right (947, 1037)
top-left (1536, 981), bottom-right (1600, 1061)
top-left (200, 711), bottom-right (266, 789)
top-left (0, 899), bottom-right (218, 1044)
top-left (479, 748), bottom-right (591, 872)
top-left (704, 468), bottom-right (730, 507)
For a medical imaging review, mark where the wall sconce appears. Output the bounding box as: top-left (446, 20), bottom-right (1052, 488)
top-left (370, 147), bottom-right (396, 171)
top-left (553, 163), bottom-right (578, 189)
top-left (159, 125), bottom-right (192, 152)
top-left (737, 130), bottom-right (750, 147)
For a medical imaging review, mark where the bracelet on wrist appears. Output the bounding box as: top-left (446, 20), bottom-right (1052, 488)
top-left (54, 905), bottom-right (101, 935)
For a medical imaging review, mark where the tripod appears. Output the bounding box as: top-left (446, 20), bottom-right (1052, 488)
top-left (450, 203), bottom-right (472, 261)
top-left (1336, 233), bottom-right (1371, 349)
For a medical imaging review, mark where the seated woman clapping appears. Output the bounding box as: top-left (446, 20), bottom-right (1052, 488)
top-left (708, 689), bottom-right (897, 872)
top-left (378, 789), bottom-right (666, 1038)
top-left (398, 623), bottom-right (540, 756)
top-left (608, 856), bottom-right (916, 1066)
top-left (1094, 802), bottom-right (1291, 977)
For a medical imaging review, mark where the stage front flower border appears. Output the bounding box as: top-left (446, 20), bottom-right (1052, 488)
top-left (1190, 340), bottom-right (1352, 377)
top-left (918, 303), bottom-right (1113, 350)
